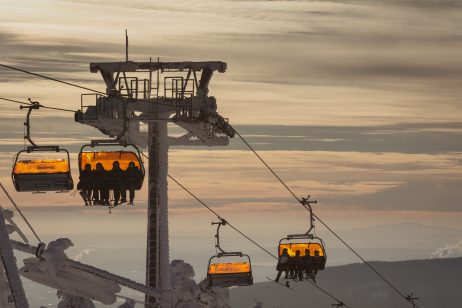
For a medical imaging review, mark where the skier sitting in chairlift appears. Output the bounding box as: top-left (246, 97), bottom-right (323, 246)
top-left (303, 249), bottom-right (316, 282)
top-left (109, 161), bottom-right (124, 206)
top-left (275, 248), bottom-right (289, 282)
top-left (312, 250), bottom-right (326, 275)
top-left (123, 161), bottom-right (142, 206)
top-left (93, 163), bottom-right (110, 206)
top-left (78, 163), bottom-right (93, 206)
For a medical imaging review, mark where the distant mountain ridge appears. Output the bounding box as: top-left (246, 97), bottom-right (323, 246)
top-left (231, 257), bottom-right (462, 308)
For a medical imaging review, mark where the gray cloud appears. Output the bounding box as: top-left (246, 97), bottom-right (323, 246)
top-left (2, 116), bottom-right (462, 154)
top-left (324, 179), bottom-right (462, 212)
top-left (1, 0), bottom-right (461, 90)
top-left (1, 0), bottom-right (462, 216)
top-left (0, 32), bottom-right (117, 74)
top-left (232, 123), bottom-right (462, 154)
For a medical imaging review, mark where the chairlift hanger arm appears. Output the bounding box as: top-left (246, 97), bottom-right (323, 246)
top-left (212, 220), bottom-right (243, 257)
top-left (301, 195), bottom-right (317, 235)
top-left (21, 100), bottom-right (40, 147)
top-left (286, 195), bottom-right (318, 238)
top-left (18, 98), bottom-right (67, 151)
top-left (212, 219), bottom-right (227, 254)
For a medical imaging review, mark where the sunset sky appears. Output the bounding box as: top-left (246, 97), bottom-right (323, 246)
top-left (1, 0), bottom-right (462, 306)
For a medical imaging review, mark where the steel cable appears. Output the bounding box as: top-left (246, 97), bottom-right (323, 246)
top-left (0, 183), bottom-right (42, 244)
top-left (0, 97), bottom-right (76, 113)
top-left (0, 63), bottom-right (106, 95)
top-left (140, 152), bottom-right (351, 307)
top-left (0, 63), bottom-right (414, 307)
top-left (232, 126), bottom-right (420, 308)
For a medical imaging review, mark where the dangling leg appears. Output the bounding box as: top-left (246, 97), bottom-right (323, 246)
top-left (289, 265), bottom-right (295, 280)
top-left (83, 187), bottom-right (92, 205)
top-left (129, 188), bottom-right (135, 205)
top-left (79, 190), bottom-right (88, 206)
top-left (113, 187), bottom-right (120, 206)
top-left (103, 187), bottom-right (110, 206)
top-left (284, 269), bottom-right (289, 279)
top-left (93, 188), bottom-right (100, 205)
top-left (275, 270), bottom-right (283, 282)
top-left (308, 266), bottom-right (315, 281)
top-left (86, 188), bottom-right (93, 205)
top-left (120, 184), bottom-right (127, 203)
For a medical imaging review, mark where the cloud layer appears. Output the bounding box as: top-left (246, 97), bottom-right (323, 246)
top-left (1, 3), bottom-right (462, 297)
top-left (1, 0), bottom-right (462, 125)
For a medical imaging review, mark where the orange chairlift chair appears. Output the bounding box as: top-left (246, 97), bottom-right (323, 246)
top-left (78, 139), bottom-right (145, 189)
top-left (277, 196), bottom-right (327, 278)
top-left (79, 140), bottom-right (145, 190)
top-left (207, 219), bottom-right (253, 288)
top-left (12, 101), bottom-right (74, 192)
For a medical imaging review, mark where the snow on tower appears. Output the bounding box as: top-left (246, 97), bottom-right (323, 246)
top-left (75, 60), bottom-right (234, 307)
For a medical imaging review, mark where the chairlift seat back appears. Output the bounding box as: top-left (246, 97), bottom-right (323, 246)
top-left (207, 260), bottom-right (253, 287)
top-left (207, 261), bottom-right (253, 287)
top-left (79, 151), bottom-right (142, 171)
top-left (12, 159), bottom-right (73, 192)
top-left (79, 151), bottom-right (144, 189)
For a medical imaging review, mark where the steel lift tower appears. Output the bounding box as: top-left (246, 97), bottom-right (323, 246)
top-left (75, 59), bottom-right (234, 307)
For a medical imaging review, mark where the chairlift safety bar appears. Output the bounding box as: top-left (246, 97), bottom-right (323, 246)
top-left (89, 139), bottom-right (128, 147)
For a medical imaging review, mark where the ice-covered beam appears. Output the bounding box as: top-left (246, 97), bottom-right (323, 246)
top-left (90, 61), bottom-right (226, 74)
top-left (89, 61), bottom-right (226, 94)
top-left (10, 240), bottom-right (163, 301)
top-left (0, 209), bottom-right (28, 308)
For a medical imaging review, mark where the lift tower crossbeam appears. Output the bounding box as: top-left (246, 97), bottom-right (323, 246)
top-left (75, 59), bottom-right (234, 307)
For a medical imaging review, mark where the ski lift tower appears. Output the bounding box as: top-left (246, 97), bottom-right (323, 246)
top-left (74, 59), bottom-right (234, 307)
